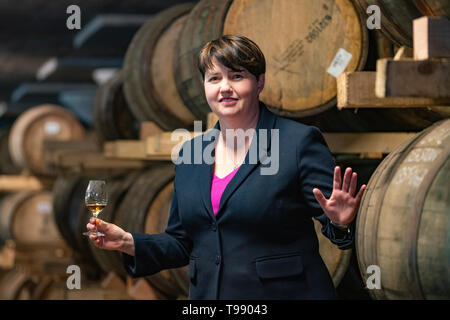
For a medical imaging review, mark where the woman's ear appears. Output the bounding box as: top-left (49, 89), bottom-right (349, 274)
top-left (257, 74), bottom-right (265, 95)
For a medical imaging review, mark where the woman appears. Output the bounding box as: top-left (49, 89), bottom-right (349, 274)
top-left (87, 35), bottom-right (366, 299)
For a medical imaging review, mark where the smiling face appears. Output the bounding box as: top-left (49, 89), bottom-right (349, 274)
top-left (204, 57), bottom-right (265, 118)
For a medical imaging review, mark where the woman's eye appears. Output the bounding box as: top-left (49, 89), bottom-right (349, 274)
top-left (233, 74), bottom-right (243, 79)
top-left (208, 76), bottom-right (219, 82)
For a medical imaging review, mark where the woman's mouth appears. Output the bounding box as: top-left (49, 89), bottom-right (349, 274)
top-left (219, 98), bottom-right (238, 105)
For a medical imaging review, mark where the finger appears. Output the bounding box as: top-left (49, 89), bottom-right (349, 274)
top-left (349, 172), bottom-right (357, 196)
top-left (355, 184), bottom-right (367, 206)
top-left (333, 166), bottom-right (341, 190)
top-left (313, 188), bottom-right (328, 209)
top-left (342, 167), bottom-right (352, 192)
top-left (90, 235), bottom-right (103, 248)
top-left (95, 218), bottom-right (105, 232)
top-left (86, 223), bottom-right (94, 232)
top-left (97, 236), bottom-right (104, 248)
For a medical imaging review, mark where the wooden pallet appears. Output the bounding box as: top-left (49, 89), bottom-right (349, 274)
top-left (338, 16), bottom-right (450, 109)
top-left (43, 137), bottom-right (150, 174)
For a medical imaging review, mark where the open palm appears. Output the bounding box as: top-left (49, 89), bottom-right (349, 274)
top-left (313, 166), bottom-right (366, 225)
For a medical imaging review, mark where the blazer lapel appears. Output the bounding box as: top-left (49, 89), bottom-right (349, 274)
top-left (200, 125), bottom-right (220, 220)
top-left (216, 104), bottom-right (276, 219)
top-left (199, 103), bottom-right (277, 221)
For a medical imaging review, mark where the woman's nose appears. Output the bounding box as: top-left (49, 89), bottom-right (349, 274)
top-left (219, 79), bottom-right (232, 93)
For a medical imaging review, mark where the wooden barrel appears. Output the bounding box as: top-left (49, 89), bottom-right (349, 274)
top-left (12, 191), bottom-right (62, 248)
top-left (142, 181), bottom-right (189, 296)
top-left (23, 275), bottom-right (55, 300)
top-left (335, 251), bottom-right (372, 299)
top-left (0, 130), bottom-right (22, 174)
top-left (52, 175), bottom-right (102, 275)
top-left (123, 3), bottom-right (197, 130)
top-left (53, 176), bottom-right (89, 253)
top-left (114, 165), bottom-right (189, 298)
top-left (0, 268), bottom-right (38, 300)
top-left (8, 104), bottom-right (86, 176)
top-left (93, 70), bottom-right (140, 141)
top-left (355, 0), bottom-right (450, 47)
top-left (0, 191), bottom-right (34, 244)
top-left (0, 269), bottom-right (59, 300)
top-left (356, 118), bottom-right (450, 299)
top-left (314, 219), bottom-right (352, 287)
top-left (174, 0), bottom-right (368, 120)
top-left (300, 29), bottom-right (449, 132)
top-left (0, 190), bottom-right (67, 249)
top-left (86, 171), bottom-right (143, 279)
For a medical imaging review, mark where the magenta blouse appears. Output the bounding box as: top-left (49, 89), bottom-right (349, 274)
top-left (211, 165), bottom-right (241, 215)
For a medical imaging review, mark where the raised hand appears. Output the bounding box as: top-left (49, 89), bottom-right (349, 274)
top-left (312, 166), bottom-right (366, 226)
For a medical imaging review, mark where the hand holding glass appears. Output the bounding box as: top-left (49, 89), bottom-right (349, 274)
top-left (83, 180), bottom-right (107, 237)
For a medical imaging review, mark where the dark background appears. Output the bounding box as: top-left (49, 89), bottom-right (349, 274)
top-left (0, 0), bottom-right (196, 126)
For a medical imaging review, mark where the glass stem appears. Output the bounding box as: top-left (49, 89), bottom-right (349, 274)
top-left (93, 213), bottom-right (98, 234)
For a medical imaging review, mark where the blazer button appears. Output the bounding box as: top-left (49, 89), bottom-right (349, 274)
top-left (215, 256), bottom-right (221, 265)
top-left (211, 222), bottom-right (217, 231)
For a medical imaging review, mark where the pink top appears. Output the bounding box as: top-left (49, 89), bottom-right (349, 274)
top-left (211, 166), bottom-right (241, 215)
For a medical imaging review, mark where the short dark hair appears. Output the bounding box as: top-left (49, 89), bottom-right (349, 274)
top-left (198, 34), bottom-right (266, 80)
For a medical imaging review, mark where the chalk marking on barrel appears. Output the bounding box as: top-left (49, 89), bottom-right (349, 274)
top-left (404, 148), bottom-right (441, 163)
top-left (393, 165), bottom-right (429, 187)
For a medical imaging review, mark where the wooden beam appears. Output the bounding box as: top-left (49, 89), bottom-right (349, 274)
top-left (43, 137), bottom-right (101, 168)
top-left (104, 140), bottom-right (147, 159)
top-left (54, 152), bottom-right (148, 172)
top-left (337, 71), bottom-right (448, 108)
top-left (43, 136), bottom-right (101, 153)
top-left (104, 131), bottom-right (417, 161)
top-left (104, 131), bottom-right (203, 161)
top-left (0, 175), bottom-right (51, 192)
top-left (145, 132), bottom-right (203, 158)
top-left (323, 132), bottom-right (417, 155)
top-left (414, 16), bottom-right (450, 60)
top-left (376, 59), bottom-right (450, 99)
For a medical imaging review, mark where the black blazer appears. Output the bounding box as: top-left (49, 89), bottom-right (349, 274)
top-left (123, 103), bottom-right (354, 299)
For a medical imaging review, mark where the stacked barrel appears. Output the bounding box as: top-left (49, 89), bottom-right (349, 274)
top-left (356, 119), bottom-right (450, 299)
top-left (1, 0), bottom-right (448, 300)
top-left (51, 167), bottom-right (189, 299)
top-left (0, 104), bottom-right (85, 299)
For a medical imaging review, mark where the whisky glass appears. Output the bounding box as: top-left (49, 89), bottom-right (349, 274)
top-left (82, 180), bottom-right (107, 237)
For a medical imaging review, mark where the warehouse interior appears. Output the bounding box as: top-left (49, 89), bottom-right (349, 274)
top-left (0, 0), bottom-right (448, 301)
